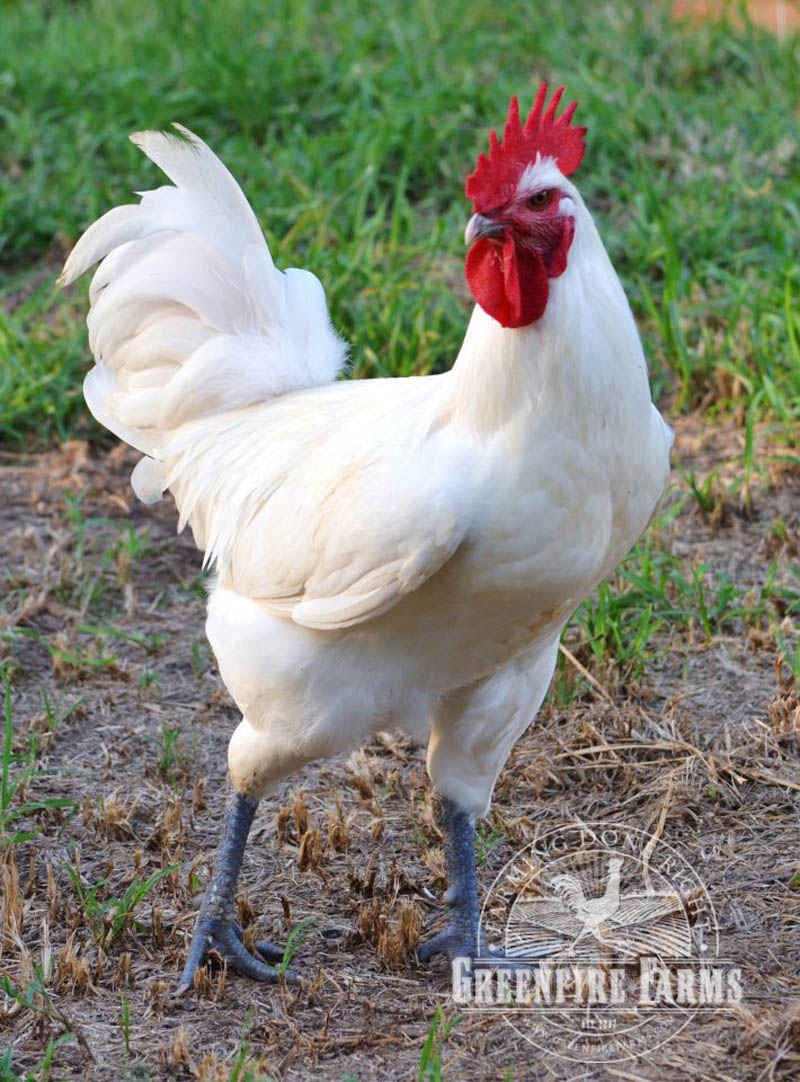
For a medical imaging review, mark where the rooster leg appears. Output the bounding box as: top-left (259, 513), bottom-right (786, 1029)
top-left (418, 793), bottom-right (483, 965)
top-left (176, 788), bottom-right (297, 994)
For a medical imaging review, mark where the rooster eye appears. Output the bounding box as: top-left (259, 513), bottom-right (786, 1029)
top-left (527, 189), bottom-right (551, 208)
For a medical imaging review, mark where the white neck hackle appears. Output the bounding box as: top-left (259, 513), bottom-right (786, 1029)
top-left (442, 188), bottom-right (651, 438)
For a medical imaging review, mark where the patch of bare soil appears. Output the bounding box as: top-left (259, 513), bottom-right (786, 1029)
top-left (0, 428), bottom-right (798, 1082)
top-left (672, 0), bottom-right (800, 36)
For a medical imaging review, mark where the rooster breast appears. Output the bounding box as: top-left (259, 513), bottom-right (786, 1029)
top-left (194, 357), bottom-right (667, 804)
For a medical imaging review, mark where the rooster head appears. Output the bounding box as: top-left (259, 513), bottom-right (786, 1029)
top-left (464, 82), bottom-right (587, 329)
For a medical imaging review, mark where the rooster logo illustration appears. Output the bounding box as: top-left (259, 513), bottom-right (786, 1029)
top-left (505, 855), bottom-right (697, 961)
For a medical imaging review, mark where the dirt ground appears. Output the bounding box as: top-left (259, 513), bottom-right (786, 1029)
top-left (673, 0), bottom-right (800, 35)
top-left (0, 419), bottom-right (799, 1082)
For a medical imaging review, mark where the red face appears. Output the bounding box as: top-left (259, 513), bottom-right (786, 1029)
top-left (464, 185), bottom-right (575, 329)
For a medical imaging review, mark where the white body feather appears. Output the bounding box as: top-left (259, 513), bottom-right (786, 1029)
top-left (61, 128), bottom-right (671, 815)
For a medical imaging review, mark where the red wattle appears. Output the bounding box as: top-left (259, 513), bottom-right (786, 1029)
top-left (465, 230), bottom-right (549, 329)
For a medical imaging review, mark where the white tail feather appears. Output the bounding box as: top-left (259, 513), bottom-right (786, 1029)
top-left (61, 124), bottom-right (347, 498)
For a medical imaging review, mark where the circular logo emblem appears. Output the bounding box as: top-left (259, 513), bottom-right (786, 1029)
top-left (453, 821), bottom-right (741, 1064)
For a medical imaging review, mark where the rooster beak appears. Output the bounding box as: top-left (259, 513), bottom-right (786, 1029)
top-left (464, 213), bottom-right (504, 245)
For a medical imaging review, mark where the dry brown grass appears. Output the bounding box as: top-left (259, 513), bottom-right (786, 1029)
top-left (0, 428), bottom-right (798, 1081)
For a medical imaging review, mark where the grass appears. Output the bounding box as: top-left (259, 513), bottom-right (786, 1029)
top-left (1, 4), bottom-right (799, 1082)
top-left (0, 0), bottom-right (798, 446)
top-left (1, 448), bottom-right (798, 1076)
top-left (417, 1004), bottom-right (460, 1081)
top-left (1, 973), bottom-right (90, 1081)
top-left (276, 917), bottom-right (317, 977)
top-left (65, 863), bottom-right (177, 951)
top-left (1, 672), bottom-right (75, 846)
top-left (1, 1), bottom-right (791, 701)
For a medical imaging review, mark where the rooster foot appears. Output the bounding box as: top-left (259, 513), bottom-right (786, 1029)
top-left (176, 788), bottom-right (299, 994)
top-left (419, 924), bottom-right (540, 974)
top-left (418, 920), bottom-right (483, 965)
top-left (176, 914), bottom-right (296, 993)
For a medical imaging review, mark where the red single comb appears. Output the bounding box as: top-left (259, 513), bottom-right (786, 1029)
top-left (466, 82), bottom-right (587, 211)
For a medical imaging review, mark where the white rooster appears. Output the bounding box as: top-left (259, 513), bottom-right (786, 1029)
top-left (60, 83), bottom-right (672, 991)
